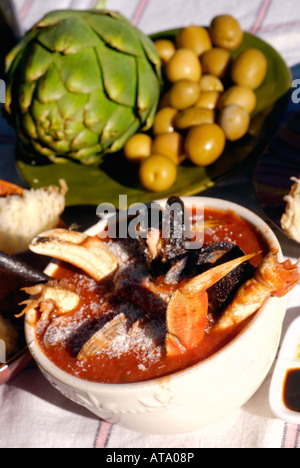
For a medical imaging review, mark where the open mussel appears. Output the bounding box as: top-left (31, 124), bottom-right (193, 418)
top-left (196, 242), bottom-right (255, 316)
top-left (165, 241), bottom-right (256, 315)
top-left (136, 196), bottom-right (191, 276)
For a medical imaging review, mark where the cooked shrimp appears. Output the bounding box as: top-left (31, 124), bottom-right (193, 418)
top-left (215, 250), bottom-right (300, 330)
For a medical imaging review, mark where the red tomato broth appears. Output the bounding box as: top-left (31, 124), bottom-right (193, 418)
top-left (34, 208), bottom-right (269, 384)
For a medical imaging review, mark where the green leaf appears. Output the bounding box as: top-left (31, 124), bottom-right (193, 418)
top-left (37, 10), bottom-right (84, 28)
top-left (5, 28), bottom-right (38, 73)
top-left (58, 92), bottom-right (89, 120)
top-left (70, 144), bottom-right (103, 163)
top-left (84, 90), bottom-right (118, 134)
top-left (56, 48), bottom-right (102, 93)
top-left (37, 17), bottom-right (100, 54)
top-left (101, 106), bottom-right (136, 148)
top-left (84, 12), bottom-right (144, 57)
top-left (71, 128), bottom-right (99, 151)
top-left (37, 63), bottom-right (66, 103)
top-left (18, 81), bottom-right (36, 113)
top-left (24, 43), bottom-right (54, 82)
top-left (95, 41), bottom-right (137, 107)
top-left (136, 56), bottom-right (159, 111)
top-left (22, 112), bottom-right (38, 139)
top-left (135, 27), bottom-right (162, 74)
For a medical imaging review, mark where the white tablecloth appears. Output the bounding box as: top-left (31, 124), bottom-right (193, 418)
top-left (0, 0), bottom-right (300, 449)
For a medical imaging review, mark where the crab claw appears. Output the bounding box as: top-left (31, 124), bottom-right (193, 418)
top-left (29, 229), bottom-right (119, 282)
top-left (166, 252), bottom-right (259, 356)
top-left (215, 250), bottom-right (300, 330)
top-left (18, 283), bottom-right (80, 321)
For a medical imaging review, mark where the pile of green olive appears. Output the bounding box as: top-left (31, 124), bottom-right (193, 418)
top-left (124, 14), bottom-right (268, 192)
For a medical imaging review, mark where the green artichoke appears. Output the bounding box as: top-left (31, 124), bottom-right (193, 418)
top-left (4, 9), bottom-right (162, 164)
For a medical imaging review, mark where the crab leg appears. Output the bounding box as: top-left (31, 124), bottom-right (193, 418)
top-left (29, 228), bottom-right (119, 282)
top-left (215, 250), bottom-right (300, 330)
top-left (18, 283), bottom-right (80, 321)
top-left (166, 252), bottom-right (259, 356)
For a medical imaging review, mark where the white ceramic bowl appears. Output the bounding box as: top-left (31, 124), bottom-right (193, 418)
top-left (25, 197), bottom-right (286, 434)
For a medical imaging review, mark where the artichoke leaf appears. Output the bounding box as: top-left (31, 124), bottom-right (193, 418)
top-left (139, 85), bottom-right (160, 131)
top-left (36, 122), bottom-right (70, 153)
top-left (135, 27), bottom-right (162, 75)
top-left (71, 128), bottom-right (99, 151)
top-left (84, 12), bottom-right (145, 57)
top-left (22, 113), bottom-right (38, 139)
top-left (95, 42), bottom-right (137, 107)
top-left (37, 17), bottom-right (100, 54)
top-left (56, 48), bottom-right (102, 93)
top-left (109, 119), bottom-right (141, 153)
top-left (58, 92), bottom-right (89, 121)
top-left (31, 99), bottom-right (54, 123)
top-left (18, 81), bottom-right (36, 113)
top-left (136, 56), bottom-right (160, 111)
top-left (63, 120), bottom-right (86, 139)
top-left (37, 63), bottom-right (67, 103)
top-left (32, 140), bottom-right (56, 158)
top-left (36, 9), bottom-right (83, 28)
top-left (70, 144), bottom-right (103, 164)
top-left (5, 28), bottom-right (39, 73)
top-left (84, 89), bottom-right (117, 134)
top-left (24, 42), bottom-right (54, 82)
top-left (102, 106), bottom-right (136, 149)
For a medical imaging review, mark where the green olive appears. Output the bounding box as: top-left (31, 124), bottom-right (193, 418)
top-left (218, 85), bottom-right (257, 113)
top-left (152, 132), bottom-right (185, 165)
top-left (184, 123), bottom-right (226, 166)
top-left (200, 74), bottom-right (224, 92)
top-left (154, 39), bottom-right (176, 64)
top-left (201, 47), bottom-right (231, 79)
top-left (124, 133), bottom-right (152, 163)
top-left (165, 48), bottom-right (202, 83)
top-left (231, 48), bottom-right (267, 89)
top-left (139, 154), bottom-right (177, 192)
top-left (218, 104), bottom-right (250, 141)
top-left (153, 107), bottom-right (178, 135)
top-left (176, 25), bottom-right (212, 56)
top-left (209, 15), bottom-right (244, 51)
top-left (175, 107), bottom-right (214, 130)
top-left (169, 79), bottom-right (201, 110)
top-left (195, 90), bottom-right (220, 110)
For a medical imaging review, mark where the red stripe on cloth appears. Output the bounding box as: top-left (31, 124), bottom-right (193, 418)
top-left (131, 0), bottom-right (150, 26)
top-left (260, 19), bottom-right (300, 33)
top-left (94, 420), bottom-right (113, 448)
top-left (20, 0), bottom-right (34, 20)
top-left (282, 423), bottom-right (299, 448)
top-left (250, 0), bottom-right (273, 34)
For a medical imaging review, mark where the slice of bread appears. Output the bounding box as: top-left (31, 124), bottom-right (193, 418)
top-left (281, 177), bottom-right (300, 243)
top-left (0, 179), bottom-right (68, 254)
